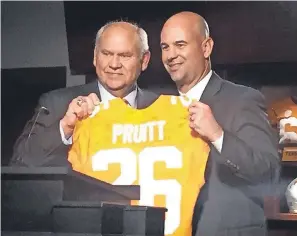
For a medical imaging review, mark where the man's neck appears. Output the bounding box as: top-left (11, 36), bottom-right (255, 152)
top-left (109, 89), bottom-right (131, 98)
top-left (99, 82), bottom-right (137, 98)
top-left (178, 69), bottom-right (211, 94)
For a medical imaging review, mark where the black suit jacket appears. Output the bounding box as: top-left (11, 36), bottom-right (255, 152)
top-left (180, 72), bottom-right (279, 236)
top-left (11, 81), bottom-right (159, 167)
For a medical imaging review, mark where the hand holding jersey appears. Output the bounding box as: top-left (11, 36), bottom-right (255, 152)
top-left (68, 95), bottom-right (210, 236)
top-left (60, 93), bottom-right (100, 139)
top-left (189, 101), bottom-right (223, 143)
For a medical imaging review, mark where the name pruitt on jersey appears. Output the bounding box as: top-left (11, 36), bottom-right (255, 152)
top-left (89, 96), bottom-right (193, 145)
top-left (112, 120), bottom-right (166, 144)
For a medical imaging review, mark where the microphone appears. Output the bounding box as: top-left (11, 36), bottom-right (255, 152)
top-left (27, 106), bottom-right (50, 140)
top-left (12, 106), bottom-right (50, 165)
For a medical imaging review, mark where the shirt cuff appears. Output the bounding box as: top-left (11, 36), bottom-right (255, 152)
top-left (59, 120), bottom-right (73, 145)
top-left (211, 131), bottom-right (224, 153)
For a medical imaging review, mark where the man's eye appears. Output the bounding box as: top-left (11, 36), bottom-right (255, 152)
top-left (177, 44), bottom-right (185, 48)
top-left (102, 51), bottom-right (110, 56)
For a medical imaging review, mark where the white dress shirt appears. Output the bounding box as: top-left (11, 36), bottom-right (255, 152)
top-left (179, 70), bottom-right (224, 153)
top-left (60, 82), bottom-right (137, 145)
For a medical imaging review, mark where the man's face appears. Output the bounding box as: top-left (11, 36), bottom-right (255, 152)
top-left (160, 24), bottom-right (207, 85)
top-left (93, 25), bottom-right (150, 94)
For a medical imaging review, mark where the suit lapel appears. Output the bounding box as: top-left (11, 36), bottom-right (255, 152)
top-left (136, 87), bottom-right (160, 109)
top-left (83, 80), bottom-right (101, 101)
top-left (200, 72), bottom-right (223, 105)
top-left (199, 73), bottom-right (224, 188)
top-left (136, 87), bottom-right (144, 108)
top-left (170, 88), bottom-right (180, 96)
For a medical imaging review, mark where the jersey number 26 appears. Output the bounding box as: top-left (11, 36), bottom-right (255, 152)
top-left (92, 146), bottom-right (182, 235)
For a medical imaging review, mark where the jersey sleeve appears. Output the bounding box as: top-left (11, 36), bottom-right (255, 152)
top-left (68, 120), bottom-right (90, 171)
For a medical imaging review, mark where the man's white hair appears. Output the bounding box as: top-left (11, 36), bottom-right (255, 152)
top-left (95, 20), bottom-right (149, 55)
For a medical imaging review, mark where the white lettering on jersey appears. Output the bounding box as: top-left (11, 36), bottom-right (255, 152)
top-left (90, 105), bottom-right (101, 118)
top-left (171, 96), bottom-right (193, 107)
top-left (112, 120), bottom-right (166, 144)
top-left (92, 146), bottom-right (183, 235)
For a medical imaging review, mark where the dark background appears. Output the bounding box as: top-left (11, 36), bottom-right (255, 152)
top-left (64, 1), bottom-right (297, 86)
top-left (1, 67), bottom-right (67, 164)
top-left (1, 1), bottom-right (297, 164)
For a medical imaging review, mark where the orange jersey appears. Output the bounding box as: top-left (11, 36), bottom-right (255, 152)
top-left (68, 95), bottom-right (210, 236)
top-left (267, 97), bottom-right (297, 144)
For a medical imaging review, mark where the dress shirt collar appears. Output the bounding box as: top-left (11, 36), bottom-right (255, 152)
top-left (98, 82), bottom-right (137, 108)
top-left (179, 70), bottom-right (213, 100)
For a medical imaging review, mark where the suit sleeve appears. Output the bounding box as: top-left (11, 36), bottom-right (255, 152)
top-left (10, 93), bottom-right (70, 167)
top-left (214, 89), bottom-right (280, 184)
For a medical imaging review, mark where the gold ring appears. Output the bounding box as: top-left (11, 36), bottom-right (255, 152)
top-left (76, 98), bottom-right (84, 107)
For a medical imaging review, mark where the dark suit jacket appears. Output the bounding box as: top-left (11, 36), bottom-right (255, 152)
top-left (11, 81), bottom-right (159, 167)
top-left (179, 72), bottom-right (279, 236)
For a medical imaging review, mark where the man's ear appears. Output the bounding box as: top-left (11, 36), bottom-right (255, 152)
top-left (141, 51), bottom-right (151, 71)
top-left (93, 47), bottom-right (98, 67)
top-left (202, 37), bottom-right (214, 59)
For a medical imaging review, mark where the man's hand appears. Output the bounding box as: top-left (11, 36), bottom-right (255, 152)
top-left (188, 101), bottom-right (223, 142)
top-left (60, 93), bottom-right (100, 139)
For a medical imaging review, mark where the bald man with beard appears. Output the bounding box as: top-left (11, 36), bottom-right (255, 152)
top-left (160, 12), bottom-right (280, 236)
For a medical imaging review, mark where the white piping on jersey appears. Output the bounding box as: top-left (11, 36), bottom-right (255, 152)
top-left (90, 95), bottom-right (193, 118)
top-left (89, 100), bottom-right (110, 118)
top-left (171, 95), bottom-right (193, 107)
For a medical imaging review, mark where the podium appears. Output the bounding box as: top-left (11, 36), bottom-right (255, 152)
top-left (1, 167), bottom-right (166, 235)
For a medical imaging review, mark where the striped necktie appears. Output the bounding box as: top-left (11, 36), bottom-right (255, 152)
top-left (123, 99), bottom-right (131, 107)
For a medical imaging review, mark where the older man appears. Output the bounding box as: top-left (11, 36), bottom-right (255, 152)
top-left (11, 21), bottom-right (158, 166)
top-left (160, 12), bottom-right (280, 236)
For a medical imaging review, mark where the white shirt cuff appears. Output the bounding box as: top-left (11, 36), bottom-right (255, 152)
top-left (59, 120), bottom-right (73, 145)
top-left (211, 131), bottom-right (224, 153)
